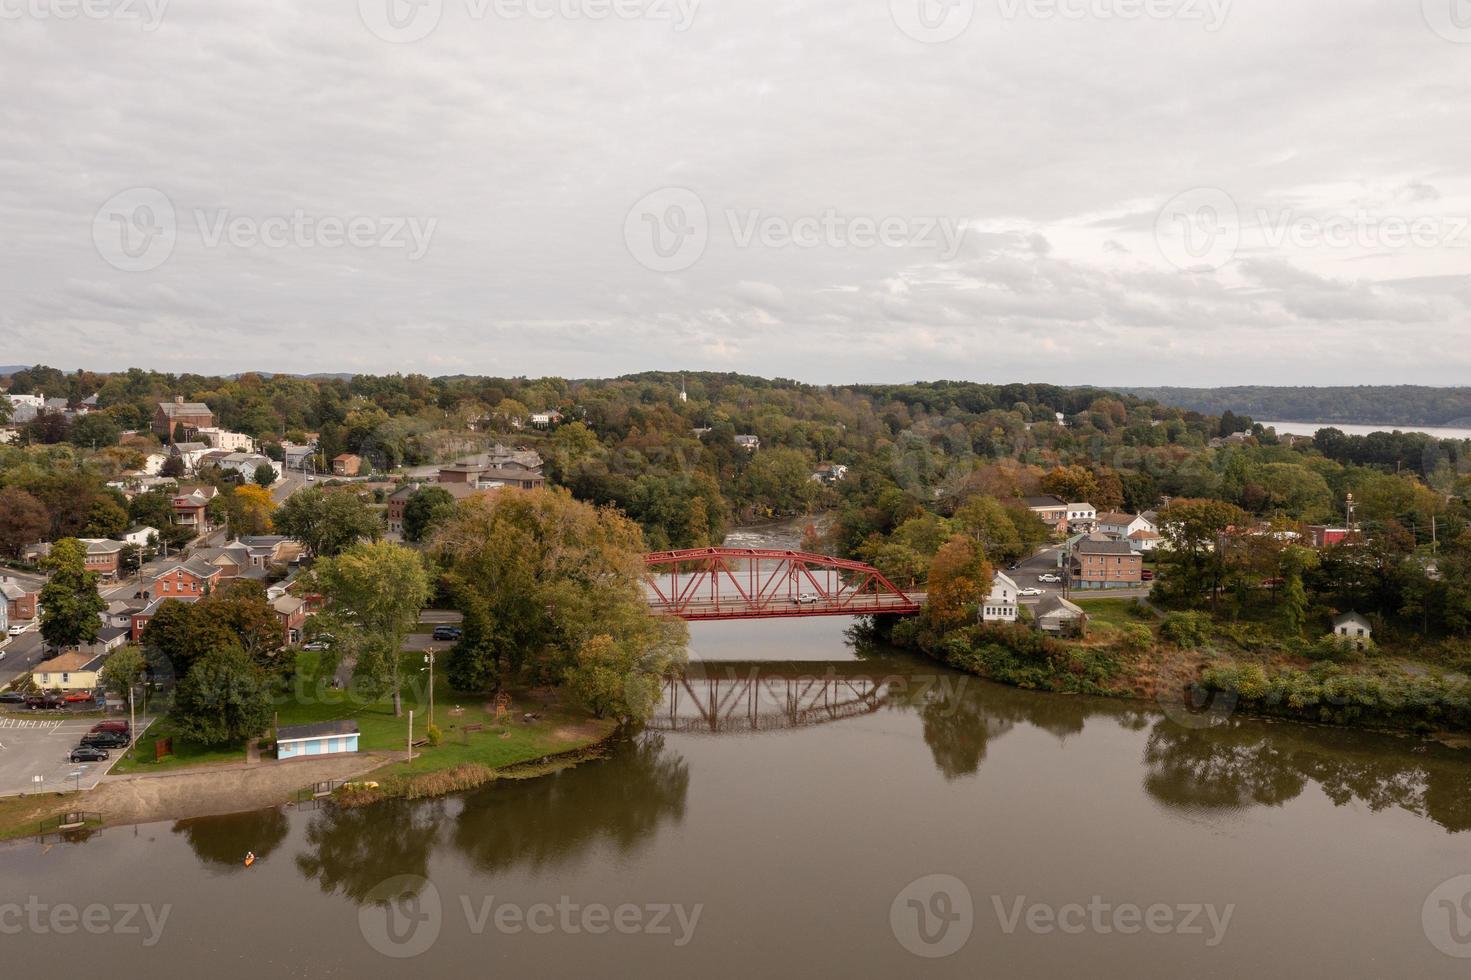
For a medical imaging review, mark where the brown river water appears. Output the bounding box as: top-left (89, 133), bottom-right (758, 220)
top-left (3, 609), bottom-right (1471, 978)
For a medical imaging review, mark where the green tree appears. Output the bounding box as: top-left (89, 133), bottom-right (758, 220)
top-left (402, 485), bottom-right (457, 544)
top-left (436, 489), bottom-right (687, 715)
top-left (171, 648), bottom-right (273, 746)
top-left (1155, 499), bottom-right (1251, 608)
top-left (312, 541), bottom-right (431, 716)
top-left (564, 624), bottom-right (686, 720)
top-left (1280, 546), bottom-right (1318, 637)
top-left (69, 412), bottom-right (121, 449)
top-left (82, 494), bottom-right (129, 538)
top-left (274, 488), bottom-right (382, 557)
top-left (254, 462), bottom-right (277, 488)
top-left (100, 645), bottom-right (146, 699)
top-left (38, 538), bottom-right (107, 649)
top-left (953, 495), bottom-right (1024, 563)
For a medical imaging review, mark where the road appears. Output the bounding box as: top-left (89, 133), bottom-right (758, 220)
top-left (0, 628), bottom-right (47, 689)
top-left (1007, 544), bottom-right (1154, 604)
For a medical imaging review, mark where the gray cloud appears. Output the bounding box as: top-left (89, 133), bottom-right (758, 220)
top-left (1, 0), bottom-right (1469, 385)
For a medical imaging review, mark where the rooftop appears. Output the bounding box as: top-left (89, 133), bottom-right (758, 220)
top-left (278, 720), bottom-right (359, 741)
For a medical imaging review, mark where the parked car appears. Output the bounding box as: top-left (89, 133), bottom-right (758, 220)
top-left (70, 746), bottom-right (109, 763)
top-left (1006, 561), bottom-right (1020, 570)
top-left (1018, 587), bottom-right (1045, 597)
top-left (432, 626), bottom-right (463, 641)
top-left (81, 731), bottom-right (129, 748)
top-left (1141, 569), bottom-right (1155, 582)
top-left (302, 640), bottom-right (331, 651)
top-left (1038, 574), bottom-right (1062, 584)
top-left (0, 691), bottom-right (26, 704)
top-left (91, 720), bottom-right (130, 735)
top-left (64, 691), bottom-right (96, 703)
top-left (7, 624), bottom-right (25, 636)
top-left (27, 695), bottom-right (64, 710)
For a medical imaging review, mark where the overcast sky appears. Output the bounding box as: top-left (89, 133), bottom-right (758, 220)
top-left (1, 0), bottom-right (1468, 385)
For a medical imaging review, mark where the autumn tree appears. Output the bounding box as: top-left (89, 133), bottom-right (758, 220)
top-left (0, 487), bottom-right (48, 559)
top-left (923, 534), bottom-right (993, 630)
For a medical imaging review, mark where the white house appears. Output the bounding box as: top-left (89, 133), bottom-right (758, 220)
top-left (1095, 511), bottom-right (1155, 539)
top-left (735, 434), bottom-right (761, 451)
top-left (196, 427), bottom-right (256, 453)
top-left (122, 526), bottom-right (158, 548)
top-left (1333, 612), bottom-right (1373, 647)
top-left (1066, 503), bottom-right (1097, 531)
top-left (981, 572), bottom-right (1019, 623)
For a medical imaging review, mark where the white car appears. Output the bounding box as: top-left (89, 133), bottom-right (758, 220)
top-left (7, 625), bottom-right (26, 636)
top-left (793, 593), bottom-right (820, 605)
top-left (1038, 574), bottom-right (1062, 584)
top-left (1018, 587), bottom-right (1046, 597)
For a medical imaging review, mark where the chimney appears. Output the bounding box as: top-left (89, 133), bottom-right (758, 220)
top-left (175, 395), bottom-right (184, 405)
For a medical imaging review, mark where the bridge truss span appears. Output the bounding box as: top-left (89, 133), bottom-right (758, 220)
top-left (643, 547), bottom-right (922, 621)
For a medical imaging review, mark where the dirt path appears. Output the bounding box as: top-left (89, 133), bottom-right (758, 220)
top-left (80, 753), bottom-right (394, 826)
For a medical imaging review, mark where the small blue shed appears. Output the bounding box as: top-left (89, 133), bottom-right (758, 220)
top-left (277, 720), bottom-right (360, 760)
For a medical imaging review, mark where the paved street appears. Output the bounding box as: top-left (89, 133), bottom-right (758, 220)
top-left (0, 627), bottom-right (48, 689)
top-left (1007, 545), bottom-right (1154, 604)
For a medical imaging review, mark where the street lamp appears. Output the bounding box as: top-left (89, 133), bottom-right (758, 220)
top-left (421, 651), bottom-right (435, 729)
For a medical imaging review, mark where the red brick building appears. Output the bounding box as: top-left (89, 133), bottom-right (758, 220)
top-left (153, 396), bottom-right (214, 442)
top-left (1, 577), bottom-right (38, 621)
top-left (1069, 537), bottom-right (1144, 590)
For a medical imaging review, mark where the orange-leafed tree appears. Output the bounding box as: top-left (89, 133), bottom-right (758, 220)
top-left (923, 533), bottom-right (992, 630)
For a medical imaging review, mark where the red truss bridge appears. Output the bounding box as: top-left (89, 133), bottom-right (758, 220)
top-left (643, 548), bottom-right (924, 621)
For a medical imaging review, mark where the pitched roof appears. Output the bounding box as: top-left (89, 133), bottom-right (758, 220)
top-left (158, 400), bottom-right (212, 417)
top-left (1074, 538), bottom-right (1136, 556)
top-left (1333, 611), bottom-right (1373, 629)
top-left (35, 651), bottom-right (106, 673)
top-left (1035, 595), bottom-right (1086, 619)
top-left (1095, 512), bottom-right (1138, 526)
top-left (991, 571), bottom-right (1019, 593)
top-left (1022, 495), bottom-right (1066, 508)
top-left (272, 594), bottom-right (305, 616)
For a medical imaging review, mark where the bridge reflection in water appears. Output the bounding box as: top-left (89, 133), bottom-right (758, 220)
top-left (651, 660), bottom-right (917, 734)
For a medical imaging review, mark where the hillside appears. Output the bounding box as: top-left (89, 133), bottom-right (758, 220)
top-left (1117, 386), bottom-right (1471, 427)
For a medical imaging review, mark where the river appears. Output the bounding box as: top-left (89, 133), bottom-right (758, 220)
top-left (4, 528), bottom-right (1471, 976)
top-left (1261, 420), bottom-right (1471, 440)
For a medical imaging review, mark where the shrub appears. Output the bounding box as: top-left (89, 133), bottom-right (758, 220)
top-left (1117, 623), bottom-right (1153, 655)
top-left (1161, 611), bottom-right (1213, 649)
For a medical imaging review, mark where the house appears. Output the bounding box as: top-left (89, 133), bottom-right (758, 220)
top-left (390, 481), bottom-right (496, 532)
top-left (1023, 495), bottom-right (1069, 535)
top-left (332, 453), bottom-right (362, 477)
top-left (281, 442), bottom-right (318, 471)
top-left (1333, 612), bottom-right (1373, 647)
top-left (1308, 526), bottom-right (1356, 549)
top-left (171, 486), bottom-right (218, 531)
top-left (33, 650), bottom-right (107, 691)
top-left (1070, 537), bottom-right (1143, 590)
top-left (130, 595), bottom-right (199, 642)
top-left (277, 720), bottom-right (359, 760)
top-left (79, 538), bottom-right (125, 582)
top-left (811, 463), bottom-right (849, 484)
top-left (169, 442), bottom-right (212, 473)
top-left (145, 558), bottom-right (223, 601)
top-left (195, 427), bottom-right (256, 453)
top-left (272, 594), bottom-right (307, 647)
top-left (435, 450), bottom-right (546, 491)
top-left (122, 525), bottom-right (158, 549)
top-left (980, 572), bottom-right (1019, 623)
top-left (1066, 503), bottom-right (1097, 532)
top-left (1128, 529), bottom-right (1164, 553)
top-left (0, 576), bottom-right (38, 622)
top-left (199, 450), bottom-right (279, 483)
top-left (1095, 512), bottom-right (1156, 540)
top-left (734, 434), bottom-right (761, 452)
top-left (528, 410), bottom-right (563, 429)
top-left (7, 392), bottom-right (45, 424)
top-left (153, 396), bottom-right (214, 442)
top-left (1034, 595), bottom-right (1087, 636)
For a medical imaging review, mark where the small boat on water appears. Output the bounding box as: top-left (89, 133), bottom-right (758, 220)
top-left (244, 851), bottom-right (256, 868)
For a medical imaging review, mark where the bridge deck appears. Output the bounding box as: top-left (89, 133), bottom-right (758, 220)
top-left (653, 593), bottom-right (925, 620)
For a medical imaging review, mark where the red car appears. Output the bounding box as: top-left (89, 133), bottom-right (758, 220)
top-left (1141, 569), bottom-right (1155, 581)
top-left (64, 691), bottom-right (96, 703)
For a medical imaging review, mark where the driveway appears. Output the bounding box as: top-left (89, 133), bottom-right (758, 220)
top-left (0, 715), bottom-right (154, 798)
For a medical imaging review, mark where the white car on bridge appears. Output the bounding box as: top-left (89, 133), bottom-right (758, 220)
top-left (792, 593), bottom-right (820, 604)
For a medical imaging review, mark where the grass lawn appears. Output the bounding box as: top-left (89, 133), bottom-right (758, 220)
top-left (112, 715), bottom-right (247, 774)
top-left (1074, 597), bottom-right (1155, 627)
top-left (277, 651), bottom-right (616, 779)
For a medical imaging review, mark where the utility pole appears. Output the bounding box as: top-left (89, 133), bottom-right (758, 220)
top-left (407, 709), bottom-right (414, 762)
top-left (128, 685), bottom-right (135, 753)
top-left (423, 651), bottom-right (435, 730)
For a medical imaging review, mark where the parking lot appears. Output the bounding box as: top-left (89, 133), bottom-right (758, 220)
top-left (0, 713), bottom-right (153, 798)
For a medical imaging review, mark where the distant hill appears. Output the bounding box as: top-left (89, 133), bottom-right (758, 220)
top-left (1117, 386), bottom-right (1471, 428)
top-left (0, 365), bottom-right (31, 376)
